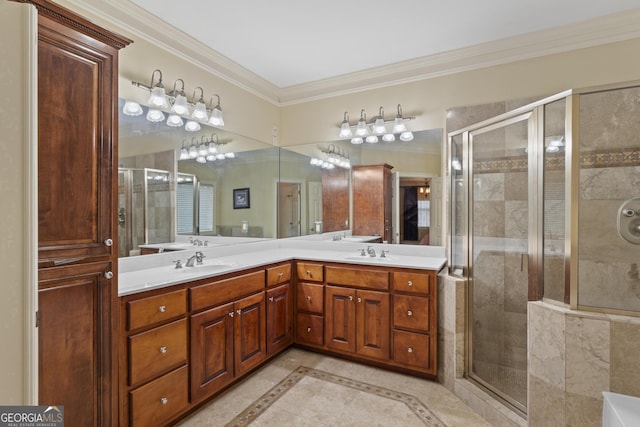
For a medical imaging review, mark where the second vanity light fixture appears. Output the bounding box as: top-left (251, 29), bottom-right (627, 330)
top-left (339, 104), bottom-right (414, 144)
top-left (124, 69), bottom-right (225, 132)
top-left (310, 144), bottom-right (351, 170)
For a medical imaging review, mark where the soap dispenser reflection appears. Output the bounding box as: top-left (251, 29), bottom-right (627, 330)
top-left (241, 220), bottom-right (249, 234)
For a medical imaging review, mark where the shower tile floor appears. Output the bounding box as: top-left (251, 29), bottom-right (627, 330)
top-left (177, 348), bottom-right (491, 426)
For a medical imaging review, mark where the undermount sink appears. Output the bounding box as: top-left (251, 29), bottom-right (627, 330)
top-left (174, 263), bottom-right (232, 273)
top-left (343, 255), bottom-right (391, 262)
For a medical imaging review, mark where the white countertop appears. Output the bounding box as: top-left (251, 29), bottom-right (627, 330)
top-left (119, 238), bottom-right (446, 296)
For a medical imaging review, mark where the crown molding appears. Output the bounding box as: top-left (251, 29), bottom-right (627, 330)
top-left (60, 1), bottom-right (640, 106)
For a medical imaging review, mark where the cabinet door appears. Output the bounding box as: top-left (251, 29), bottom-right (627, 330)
top-left (234, 292), bottom-right (267, 376)
top-left (266, 283), bottom-right (292, 356)
top-left (356, 290), bottom-right (390, 360)
top-left (38, 261), bottom-right (112, 427)
top-left (325, 286), bottom-right (356, 353)
top-left (190, 302), bottom-right (234, 401)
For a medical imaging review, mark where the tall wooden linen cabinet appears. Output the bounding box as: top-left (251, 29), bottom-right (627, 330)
top-left (21, 0), bottom-right (131, 425)
top-left (352, 164), bottom-right (393, 242)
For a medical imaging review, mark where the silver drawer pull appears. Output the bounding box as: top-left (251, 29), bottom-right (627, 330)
top-left (278, 272), bottom-right (284, 277)
top-left (407, 280), bottom-right (413, 286)
top-left (306, 296), bottom-right (312, 301)
top-left (306, 327), bottom-right (311, 333)
top-left (348, 296), bottom-right (353, 301)
top-left (269, 297), bottom-right (274, 302)
top-left (229, 312), bottom-right (234, 318)
top-left (160, 397), bottom-right (168, 405)
top-left (357, 297), bottom-right (362, 303)
top-left (104, 271), bottom-right (113, 279)
top-left (159, 346), bottom-right (167, 354)
top-left (407, 347), bottom-right (413, 353)
top-left (306, 270), bottom-right (311, 276)
top-left (104, 238), bottom-right (113, 247)
top-left (158, 305), bottom-right (166, 313)
top-left (237, 309), bottom-right (241, 315)
top-left (407, 310), bottom-right (413, 316)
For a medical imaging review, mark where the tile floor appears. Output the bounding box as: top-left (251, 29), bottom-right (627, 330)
top-left (177, 348), bottom-right (492, 426)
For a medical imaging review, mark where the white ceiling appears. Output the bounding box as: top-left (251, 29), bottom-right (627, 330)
top-left (66, 0), bottom-right (640, 103)
top-left (129, 0), bottom-right (640, 89)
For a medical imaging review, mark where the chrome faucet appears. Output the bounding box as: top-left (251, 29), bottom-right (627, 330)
top-left (189, 237), bottom-right (203, 246)
top-left (367, 246), bottom-right (376, 257)
top-left (185, 251), bottom-right (205, 267)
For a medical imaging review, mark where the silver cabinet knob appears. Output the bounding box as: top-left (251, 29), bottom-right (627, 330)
top-left (160, 397), bottom-right (168, 405)
top-left (407, 280), bottom-right (413, 287)
top-left (159, 346), bottom-right (167, 354)
top-left (306, 270), bottom-right (311, 276)
top-left (278, 272), bottom-right (284, 277)
top-left (348, 296), bottom-right (353, 301)
top-left (407, 310), bottom-right (413, 316)
top-left (306, 327), bottom-right (311, 333)
top-left (229, 312), bottom-right (234, 318)
top-left (104, 238), bottom-right (113, 247)
top-left (104, 271), bottom-right (113, 279)
top-left (407, 347), bottom-right (413, 353)
top-left (306, 296), bottom-right (312, 301)
top-left (357, 297), bottom-right (362, 303)
top-left (268, 297), bottom-right (274, 302)
top-left (237, 309), bottom-right (241, 315)
top-left (158, 305), bottom-right (166, 313)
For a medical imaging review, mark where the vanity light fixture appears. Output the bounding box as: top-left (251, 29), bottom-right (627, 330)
top-left (129, 69), bottom-right (225, 131)
top-left (146, 108), bottom-right (165, 123)
top-left (310, 144), bottom-right (351, 170)
top-left (338, 104), bottom-right (414, 144)
top-left (181, 133), bottom-right (233, 164)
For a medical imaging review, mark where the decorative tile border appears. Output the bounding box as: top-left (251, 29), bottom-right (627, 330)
top-left (224, 366), bottom-right (447, 427)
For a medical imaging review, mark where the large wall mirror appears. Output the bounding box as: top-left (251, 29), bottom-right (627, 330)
top-left (118, 98), bottom-right (443, 257)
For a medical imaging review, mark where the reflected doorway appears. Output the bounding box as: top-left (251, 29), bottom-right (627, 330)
top-left (277, 181), bottom-right (301, 238)
top-left (399, 178), bottom-right (432, 245)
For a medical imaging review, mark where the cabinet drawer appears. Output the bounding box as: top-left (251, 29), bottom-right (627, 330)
top-left (129, 365), bottom-right (189, 427)
top-left (296, 282), bottom-right (324, 314)
top-left (127, 289), bottom-right (187, 331)
top-left (325, 266), bottom-right (389, 290)
top-left (191, 270), bottom-right (265, 312)
top-left (296, 313), bottom-right (324, 346)
top-left (393, 330), bottom-right (431, 369)
top-left (392, 271), bottom-right (432, 295)
top-left (393, 295), bottom-right (430, 332)
top-left (296, 262), bottom-right (324, 282)
top-left (129, 319), bottom-right (187, 386)
top-left (267, 263), bottom-right (291, 287)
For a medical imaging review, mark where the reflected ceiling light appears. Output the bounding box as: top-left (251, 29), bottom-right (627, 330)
top-left (179, 140), bottom-right (189, 160)
top-left (207, 95), bottom-right (224, 127)
top-left (399, 131), bottom-right (414, 142)
top-left (169, 79), bottom-right (190, 116)
top-left (188, 143), bottom-right (198, 159)
top-left (546, 136), bottom-right (565, 153)
top-left (393, 104), bottom-right (408, 133)
top-left (196, 156), bottom-right (206, 164)
top-left (382, 133), bottom-right (395, 142)
top-left (350, 137), bottom-right (363, 144)
top-left (180, 133), bottom-right (234, 164)
top-left (206, 154), bottom-right (216, 161)
top-left (365, 135), bottom-right (379, 143)
top-left (166, 114), bottom-right (184, 127)
top-left (184, 120), bottom-right (201, 132)
top-left (339, 112), bottom-right (352, 138)
top-left (146, 108), bottom-right (165, 123)
top-left (311, 144), bottom-right (351, 170)
top-left (355, 109), bottom-right (369, 137)
top-left (122, 100), bottom-right (143, 116)
top-left (373, 107), bottom-right (386, 135)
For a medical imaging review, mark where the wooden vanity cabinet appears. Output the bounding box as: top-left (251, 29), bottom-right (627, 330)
top-left (190, 270), bottom-right (267, 403)
top-left (27, 1), bottom-right (132, 425)
top-left (266, 263), bottom-right (293, 356)
top-left (294, 262), bottom-right (325, 347)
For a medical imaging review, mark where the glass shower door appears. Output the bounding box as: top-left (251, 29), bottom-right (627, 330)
top-left (468, 113), bottom-right (532, 413)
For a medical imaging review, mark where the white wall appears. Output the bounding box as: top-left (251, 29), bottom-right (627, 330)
top-left (0, 1), bottom-right (37, 404)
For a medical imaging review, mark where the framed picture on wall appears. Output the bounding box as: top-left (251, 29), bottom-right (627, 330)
top-left (233, 188), bottom-right (250, 209)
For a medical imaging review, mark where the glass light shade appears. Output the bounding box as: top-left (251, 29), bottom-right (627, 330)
top-left (185, 120), bottom-right (201, 132)
top-left (208, 108), bottom-right (224, 127)
top-left (216, 153), bottom-right (225, 160)
top-left (148, 86), bottom-right (169, 109)
top-left (373, 117), bottom-right (386, 135)
top-left (225, 152), bottom-right (235, 158)
top-left (382, 133), bottom-right (395, 142)
top-left (350, 137), bottom-right (363, 145)
top-left (198, 144), bottom-right (208, 156)
top-left (146, 108), bottom-right (165, 123)
top-left (196, 156), bottom-right (206, 164)
top-left (122, 101), bottom-right (143, 116)
top-left (179, 148), bottom-right (189, 160)
top-left (365, 135), bottom-right (379, 143)
top-left (392, 117), bottom-right (407, 133)
top-left (339, 122), bottom-right (353, 138)
top-left (188, 145), bottom-right (198, 159)
top-left (208, 143), bottom-right (218, 153)
top-left (399, 131), bottom-right (414, 142)
top-left (191, 102), bottom-right (209, 121)
top-left (166, 114), bottom-right (184, 127)
top-left (355, 119), bottom-right (369, 137)
top-left (206, 154), bottom-right (216, 161)
top-left (171, 94), bottom-right (190, 115)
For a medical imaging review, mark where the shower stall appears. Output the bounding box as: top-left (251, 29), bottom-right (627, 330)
top-left (448, 81), bottom-right (640, 415)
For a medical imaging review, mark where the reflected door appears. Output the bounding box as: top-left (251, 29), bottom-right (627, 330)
top-left (469, 113), bottom-right (531, 413)
top-left (278, 182), bottom-right (301, 238)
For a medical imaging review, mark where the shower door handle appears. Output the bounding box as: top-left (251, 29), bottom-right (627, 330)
top-left (520, 253), bottom-right (528, 272)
